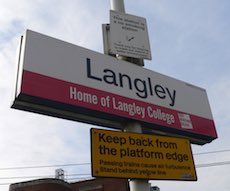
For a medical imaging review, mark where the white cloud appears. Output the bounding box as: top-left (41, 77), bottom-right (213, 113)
top-left (208, 77), bottom-right (230, 148)
top-left (210, 78), bottom-right (230, 116)
top-left (0, 1), bottom-right (99, 189)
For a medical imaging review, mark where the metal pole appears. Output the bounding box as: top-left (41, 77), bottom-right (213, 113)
top-left (123, 123), bottom-right (150, 191)
top-left (110, 1), bottom-right (150, 191)
top-left (110, 0), bottom-right (125, 12)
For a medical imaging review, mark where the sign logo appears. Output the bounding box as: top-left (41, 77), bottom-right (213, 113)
top-left (178, 113), bottom-right (193, 129)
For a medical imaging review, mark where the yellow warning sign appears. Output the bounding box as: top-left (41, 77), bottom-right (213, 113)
top-left (91, 128), bottom-right (197, 181)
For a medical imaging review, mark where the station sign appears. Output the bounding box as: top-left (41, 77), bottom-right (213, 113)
top-left (91, 128), bottom-right (197, 181)
top-left (109, 10), bottom-right (152, 60)
top-left (12, 30), bottom-right (217, 144)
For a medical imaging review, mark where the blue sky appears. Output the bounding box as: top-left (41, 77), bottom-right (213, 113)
top-left (0, 0), bottom-right (230, 191)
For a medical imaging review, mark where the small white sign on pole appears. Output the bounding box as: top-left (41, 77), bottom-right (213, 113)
top-left (109, 10), bottom-right (152, 60)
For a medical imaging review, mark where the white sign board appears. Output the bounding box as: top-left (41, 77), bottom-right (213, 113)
top-left (109, 10), bottom-right (152, 60)
top-left (12, 30), bottom-right (217, 145)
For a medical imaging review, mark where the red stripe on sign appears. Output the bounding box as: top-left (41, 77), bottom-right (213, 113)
top-left (21, 70), bottom-right (217, 138)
